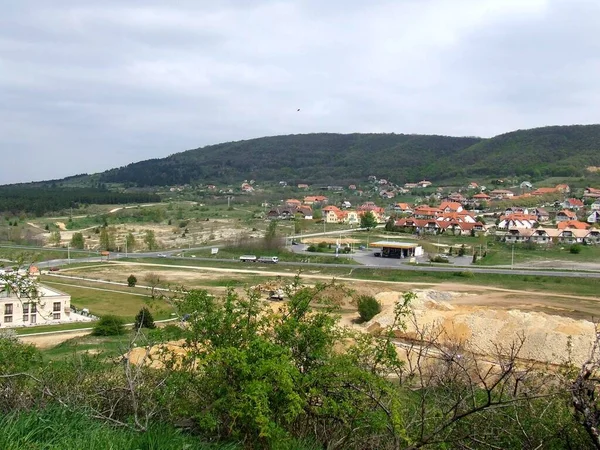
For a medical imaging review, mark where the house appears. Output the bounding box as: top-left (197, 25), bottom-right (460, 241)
top-left (341, 200), bottom-right (352, 209)
top-left (438, 221), bottom-right (486, 236)
top-left (404, 182), bottom-right (418, 189)
top-left (395, 218), bottom-right (440, 234)
top-left (241, 183), bottom-right (254, 192)
top-left (532, 208), bottom-right (550, 222)
top-left (297, 184), bottom-right (310, 189)
top-left (497, 214), bottom-right (538, 229)
top-left (555, 210), bottom-right (577, 222)
top-left (393, 203), bottom-right (413, 214)
top-left (348, 184), bottom-right (357, 190)
top-left (206, 184), bottom-right (217, 190)
top-left (591, 200), bottom-right (600, 211)
top-left (344, 210), bottom-right (359, 225)
top-left (588, 211), bottom-right (600, 224)
top-left (468, 182), bottom-right (479, 189)
top-left (439, 201), bottom-right (463, 213)
top-left (279, 181), bottom-right (288, 187)
top-left (584, 187), bottom-right (600, 199)
top-left (557, 220), bottom-right (590, 230)
top-left (529, 228), bottom-right (560, 245)
top-left (558, 229), bottom-right (589, 245)
top-left (436, 211), bottom-right (476, 223)
top-left (0, 277), bottom-right (73, 328)
top-left (585, 230), bottom-right (600, 245)
top-left (322, 205), bottom-right (343, 224)
top-left (556, 184), bottom-right (570, 193)
top-left (489, 189), bottom-right (515, 199)
top-left (562, 198), bottom-right (584, 211)
top-left (303, 195), bottom-right (328, 205)
top-left (472, 193), bottom-right (491, 203)
top-left (413, 206), bottom-right (441, 219)
top-left (267, 207), bottom-right (297, 220)
top-left (504, 228), bottom-right (535, 244)
top-left (285, 199), bottom-right (302, 207)
top-left (357, 202), bottom-right (387, 223)
top-left (379, 190), bottom-right (395, 199)
top-left (418, 180), bottom-right (432, 188)
top-left (296, 205), bottom-right (313, 220)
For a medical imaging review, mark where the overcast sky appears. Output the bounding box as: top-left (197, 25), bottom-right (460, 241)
top-left (1, 0), bottom-right (599, 184)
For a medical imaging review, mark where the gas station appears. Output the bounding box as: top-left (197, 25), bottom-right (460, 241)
top-left (369, 241), bottom-right (424, 259)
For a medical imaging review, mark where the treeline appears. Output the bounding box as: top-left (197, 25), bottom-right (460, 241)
top-left (96, 125), bottom-right (600, 186)
top-left (0, 187), bottom-right (160, 216)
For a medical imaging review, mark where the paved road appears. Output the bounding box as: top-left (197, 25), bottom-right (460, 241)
top-left (4, 244), bottom-right (600, 279)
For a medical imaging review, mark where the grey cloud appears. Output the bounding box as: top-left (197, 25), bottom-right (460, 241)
top-left (1, 0), bottom-right (599, 183)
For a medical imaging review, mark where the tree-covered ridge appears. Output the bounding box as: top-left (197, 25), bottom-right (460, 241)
top-left (99, 133), bottom-right (482, 186)
top-left (0, 186), bottom-right (160, 216)
top-left (97, 125), bottom-right (600, 186)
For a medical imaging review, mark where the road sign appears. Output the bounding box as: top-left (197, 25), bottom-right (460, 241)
top-left (211, 248), bottom-right (219, 255)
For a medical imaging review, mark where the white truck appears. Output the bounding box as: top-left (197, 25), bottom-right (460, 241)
top-left (257, 256), bottom-right (279, 264)
top-left (239, 255), bottom-right (257, 262)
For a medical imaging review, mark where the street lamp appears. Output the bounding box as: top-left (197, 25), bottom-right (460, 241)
top-left (511, 243), bottom-right (514, 269)
top-left (67, 244), bottom-right (71, 265)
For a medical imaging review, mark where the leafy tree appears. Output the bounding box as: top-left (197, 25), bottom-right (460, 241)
top-left (134, 307), bottom-right (156, 330)
top-left (127, 274), bottom-right (137, 287)
top-left (126, 232), bottom-right (136, 251)
top-left (357, 295), bottom-right (381, 322)
top-left (70, 232), bottom-right (85, 250)
top-left (143, 230), bottom-right (158, 250)
top-left (49, 230), bottom-right (61, 247)
top-left (570, 244), bottom-right (582, 254)
top-left (92, 315), bottom-right (125, 336)
top-left (99, 228), bottom-right (110, 251)
top-left (360, 211), bottom-right (378, 230)
top-left (144, 272), bottom-right (161, 299)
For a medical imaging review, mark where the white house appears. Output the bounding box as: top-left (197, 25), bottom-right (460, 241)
top-left (0, 276), bottom-right (73, 328)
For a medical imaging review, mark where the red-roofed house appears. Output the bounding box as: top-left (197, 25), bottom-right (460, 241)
top-left (562, 198), bottom-right (584, 210)
top-left (531, 187), bottom-right (558, 196)
top-left (557, 220), bottom-right (590, 230)
top-left (285, 199), bottom-right (302, 207)
top-left (584, 187), bottom-right (600, 199)
top-left (304, 195), bottom-right (328, 205)
top-left (439, 201), bottom-right (463, 213)
top-left (556, 184), bottom-right (570, 193)
top-left (393, 203), bottom-right (413, 214)
top-left (413, 205), bottom-right (441, 219)
top-left (555, 210), bottom-right (577, 222)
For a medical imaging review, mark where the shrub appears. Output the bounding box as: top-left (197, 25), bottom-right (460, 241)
top-left (306, 245), bottom-right (317, 252)
top-left (127, 274), bottom-right (137, 287)
top-left (357, 295), bottom-right (381, 322)
top-left (457, 245), bottom-right (466, 257)
top-left (453, 270), bottom-right (475, 278)
top-left (430, 255), bottom-right (450, 263)
top-left (134, 307), bottom-right (156, 330)
top-left (570, 244), bottom-right (582, 254)
top-left (92, 315), bottom-right (126, 336)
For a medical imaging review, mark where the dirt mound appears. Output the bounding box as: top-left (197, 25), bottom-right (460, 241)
top-left (367, 289), bottom-right (595, 366)
top-left (125, 339), bottom-right (191, 369)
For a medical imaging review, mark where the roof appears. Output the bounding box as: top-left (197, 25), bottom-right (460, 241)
top-left (439, 201), bottom-right (462, 211)
top-left (473, 193), bottom-right (490, 199)
top-left (531, 187), bottom-right (558, 195)
top-left (557, 220), bottom-right (590, 230)
top-left (557, 209), bottom-right (577, 218)
top-left (370, 241), bottom-right (421, 249)
top-left (565, 198), bottom-right (584, 206)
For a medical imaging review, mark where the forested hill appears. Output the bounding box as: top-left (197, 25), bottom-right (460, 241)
top-left (96, 124), bottom-right (600, 186)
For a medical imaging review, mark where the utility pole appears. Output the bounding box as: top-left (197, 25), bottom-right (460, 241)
top-left (67, 244), bottom-right (71, 265)
top-left (511, 243), bottom-right (514, 269)
top-left (125, 238), bottom-right (127, 258)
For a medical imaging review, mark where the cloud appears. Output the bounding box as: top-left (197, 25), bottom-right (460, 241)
top-left (1, 0), bottom-right (599, 183)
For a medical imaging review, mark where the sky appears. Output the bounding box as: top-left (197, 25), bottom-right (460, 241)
top-left (1, 0), bottom-right (600, 184)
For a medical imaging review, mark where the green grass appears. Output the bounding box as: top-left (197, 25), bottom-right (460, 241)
top-left (476, 243), bottom-right (600, 266)
top-left (0, 407), bottom-right (237, 450)
top-left (0, 247), bottom-right (97, 264)
top-left (14, 322), bottom-right (94, 335)
top-left (41, 282), bottom-right (175, 321)
top-left (182, 246), bottom-right (356, 264)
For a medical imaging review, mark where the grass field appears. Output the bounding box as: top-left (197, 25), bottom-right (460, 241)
top-left (41, 280), bottom-right (175, 321)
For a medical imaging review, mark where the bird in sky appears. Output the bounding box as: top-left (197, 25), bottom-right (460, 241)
top-left (297, 108), bottom-right (300, 112)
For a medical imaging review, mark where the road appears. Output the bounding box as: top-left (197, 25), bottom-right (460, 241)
top-left (3, 244), bottom-right (600, 279)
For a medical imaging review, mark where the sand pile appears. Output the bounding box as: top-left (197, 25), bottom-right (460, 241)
top-left (366, 290), bottom-right (596, 366)
top-left (125, 339), bottom-right (192, 369)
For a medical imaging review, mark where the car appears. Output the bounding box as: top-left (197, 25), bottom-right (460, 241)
top-left (157, 253), bottom-right (167, 258)
top-left (373, 252), bottom-right (381, 257)
top-left (49, 267), bottom-right (60, 271)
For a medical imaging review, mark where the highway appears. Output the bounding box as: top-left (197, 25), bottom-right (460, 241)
top-left (3, 243), bottom-right (600, 280)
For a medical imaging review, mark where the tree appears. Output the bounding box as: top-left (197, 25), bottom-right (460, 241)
top-left (143, 230), bottom-right (157, 250)
top-left (357, 295), bottom-right (381, 322)
top-left (127, 274), bottom-right (137, 287)
top-left (49, 230), bottom-right (61, 247)
top-left (144, 272), bottom-right (161, 299)
top-left (360, 211), bottom-right (378, 230)
top-left (134, 307), bottom-right (156, 330)
top-left (70, 232), bottom-right (85, 250)
top-left (99, 227), bottom-right (110, 251)
top-left (92, 315), bottom-right (125, 336)
top-left (126, 232), bottom-right (136, 252)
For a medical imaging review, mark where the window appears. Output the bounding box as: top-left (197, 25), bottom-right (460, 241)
top-left (23, 315), bottom-right (28, 322)
top-left (4, 304), bottom-right (13, 315)
top-left (31, 304), bottom-right (37, 313)
top-left (53, 313), bottom-right (61, 320)
top-left (30, 314), bottom-right (36, 324)
top-left (23, 303), bottom-right (29, 314)
top-left (4, 316), bottom-right (12, 323)
top-left (53, 302), bottom-right (61, 312)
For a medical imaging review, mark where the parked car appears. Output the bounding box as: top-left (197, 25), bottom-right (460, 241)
top-left (157, 253), bottom-right (167, 258)
top-left (49, 267), bottom-right (60, 271)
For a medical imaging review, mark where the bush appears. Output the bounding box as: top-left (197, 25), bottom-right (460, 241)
top-left (127, 274), bottom-right (137, 287)
top-left (457, 245), bottom-right (466, 257)
top-left (134, 307), bottom-right (156, 330)
top-left (306, 245), bottom-right (317, 252)
top-left (357, 295), bottom-right (381, 322)
top-left (570, 244), bottom-right (582, 254)
top-left (430, 255), bottom-right (450, 263)
top-left (92, 315), bottom-right (126, 336)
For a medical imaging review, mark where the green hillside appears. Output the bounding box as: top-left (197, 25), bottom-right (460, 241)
top-left (92, 124), bottom-right (600, 186)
